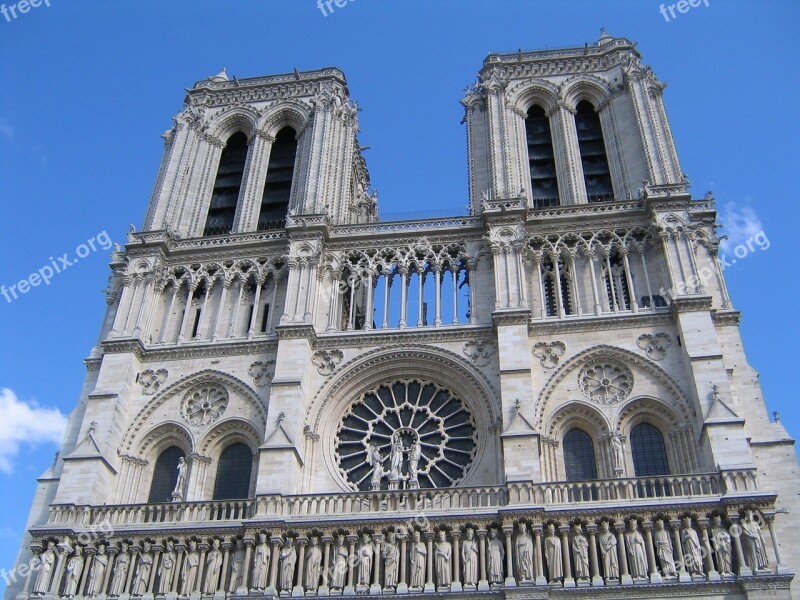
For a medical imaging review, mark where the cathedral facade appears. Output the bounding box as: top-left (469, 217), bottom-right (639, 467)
top-left (7, 32), bottom-right (799, 600)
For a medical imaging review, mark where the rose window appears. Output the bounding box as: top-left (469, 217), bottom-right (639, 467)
top-left (578, 361), bottom-right (633, 404)
top-left (181, 383), bottom-right (229, 426)
top-left (335, 380), bottom-right (477, 491)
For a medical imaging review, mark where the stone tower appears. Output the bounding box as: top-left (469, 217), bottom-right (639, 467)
top-left (6, 31), bottom-right (797, 600)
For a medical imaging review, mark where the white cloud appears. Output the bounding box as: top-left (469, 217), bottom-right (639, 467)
top-left (0, 388), bottom-right (67, 475)
top-left (0, 117), bottom-right (13, 140)
top-left (717, 202), bottom-right (764, 255)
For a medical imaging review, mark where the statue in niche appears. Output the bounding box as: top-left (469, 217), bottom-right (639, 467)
top-left (86, 543), bottom-right (109, 596)
top-left (203, 538), bottom-right (223, 594)
top-left (157, 540), bottom-right (177, 594)
top-left (251, 533), bottom-right (271, 590)
top-left (571, 524), bottom-right (590, 580)
top-left (741, 510), bottom-right (770, 572)
top-left (180, 540), bottom-right (200, 595)
top-left (389, 436), bottom-right (404, 487)
top-left (229, 539), bottom-right (246, 592)
top-left (331, 534), bottom-right (348, 590)
top-left (279, 538), bottom-right (297, 591)
top-left (680, 518), bottom-right (704, 576)
top-left (486, 528), bottom-right (504, 584)
top-left (33, 541), bottom-right (57, 594)
top-left (409, 531), bottom-right (427, 589)
top-left (172, 457), bottom-right (188, 502)
top-left (514, 523), bottom-right (534, 581)
top-left (653, 520), bottom-right (676, 577)
top-left (63, 545), bottom-right (85, 598)
top-left (598, 522), bottom-right (619, 581)
top-left (407, 438), bottom-right (422, 488)
top-left (109, 542), bottom-right (131, 596)
top-left (611, 435), bottom-right (624, 475)
top-left (461, 528), bottom-right (479, 587)
top-left (365, 443), bottom-right (384, 491)
top-left (132, 541), bottom-right (154, 595)
top-left (543, 524), bottom-right (562, 583)
top-left (434, 531), bottom-right (452, 587)
top-left (305, 537), bottom-right (322, 590)
top-left (625, 521), bottom-right (648, 579)
top-left (710, 515), bottom-right (733, 575)
top-left (357, 533), bottom-right (373, 586)
top-left (382, 532), bottom-right (399, 588)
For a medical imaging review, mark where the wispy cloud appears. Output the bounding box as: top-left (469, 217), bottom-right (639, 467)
top-left (0, 117), bottom-right (13, 140)
top-left (0, 388), bottom-right (67, 475)
top-left (718, 202), bottom-right (764, 255)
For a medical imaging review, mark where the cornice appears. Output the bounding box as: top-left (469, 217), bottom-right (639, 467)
top-left (314, 326), bottom-right (495, 350)
top-left (529, 312), bottom-right (672, 335)
top-left (712, 310), bottom-right (741, 327)
top-left (670, 296), bottom-right (713, 314)
top-left (493, 310), bottom-right (531, 327)
top-left (102, 338), bottom-right (278, 361)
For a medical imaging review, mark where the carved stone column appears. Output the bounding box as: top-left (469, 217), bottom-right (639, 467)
top-left (195, 543), bottom-right (208, 595)
top-left (613, 523), bottom-right (632, 585)
top-left (669, 519), bottom-right (692, 582)
top-left (423, 532), bottom-right (435, 593)
top-left (293, 537), bottom-right (307, 597)
top-left (502, 526), bottom-right (516, 587)
top-left (319, 536), bottom-right (332, 596)
top-left (559, 526), bottom-right (575, 588)
top-left (267, 537), bottom-right (282, 596)
top-left (450, 530), bottom-right (462, 592)
top-left (345, 535), bottom-right (357, 596)
top-left (78, 546), bottom-right (95, 597)
top-left (698, 519), bottom-right (720, 581)
top-left (371, 534), bottom-right (383, 594)
top-left (642, 521), bottom-right (662, 584)
top-left (49, 541), bottom-right (69, 594)
top-left (148, 545), bottom-right (163, 595)
top-left (396, 532), bottom-right (408, 595)
top-left (765, 514), bottom-right (791, 574)
top-left (477, 529), bottom-right (489, 591)
top-left (532, 525), bottom-right (547, 586)
top-left (586, 525), bottom-right (603, 587)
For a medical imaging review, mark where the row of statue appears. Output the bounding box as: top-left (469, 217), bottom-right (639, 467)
top-left (28, 512), bottom-right (773, 598)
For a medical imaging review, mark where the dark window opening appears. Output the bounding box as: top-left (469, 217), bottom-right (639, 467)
top-left (148, 446), bottom-right (185, 504)
top-left (641, 295), bottom-right (668, 308)
top-left (260, 304), bottom-right (270, 333)
top-left (204, 131), bottom-right (248, 236)
top-left (213, 443), bottom-right (253, 500)
top-left (191, 308), bottom-right (201, 338)
top-left (631, 423), bottom-right (670, 477)
top-left (564, 429), bottom-right (598, 481)
top-left (259, 127), bottom-right (297, 229)
top-left (525, 105), bottom-right (559, 208)
top-left (575, 100), bottom-right (613, 203)
top-left (603, 252), bottom-right (631, 311)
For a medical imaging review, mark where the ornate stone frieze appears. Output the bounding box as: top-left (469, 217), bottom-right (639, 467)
top-left (463, 340), bottom-right (497, 367)
top-left (532, 341), bottom-right (566, 369)
top-left (138, 369), bottom-right (168, 394)
top-left (180, 383), bottom-right (229, 427)
top-left (578, 360), bottom-right (633, 404)
top-left (636, 333), bottom-right (672, 360)
top-left (311, 349), bottom-right (344, 375)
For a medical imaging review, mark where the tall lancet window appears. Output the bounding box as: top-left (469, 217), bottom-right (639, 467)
top-left (212, 443), bottom-right (253, 500)
top-left (259, 126), bottom-right (297, 229)
top-left (525, 105), bottom-right (559, 208)
top-left (148, 446), bottom-right (185, 503)
top-left (204, 131), bottom-right (248, 236)
top-left (631, 423), bottom-right (670, 476)
top-left (563, 429), bottom-right (598, 481)
top-left (575, 100), bottom-right (613, 203)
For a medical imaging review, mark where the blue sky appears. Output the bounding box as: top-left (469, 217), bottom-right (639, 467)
top-left (1, 0), bottom-right (798, 582)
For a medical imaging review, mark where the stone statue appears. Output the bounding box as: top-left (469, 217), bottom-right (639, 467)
top-left (710, 515), bottom-right (733, 575)
top-left (63, 545), bottom-right (85, 597)
top-left (653, 520), bottom-right (676, 576)
top-left (366, 443), bottom-right (384, 491)
top-left (486, 528), bottom-right (504, 584)
top-left (229, 539), bottom-right (246, 592)
top-left (203, 539), bottom-right (223, 594)
top-left (132, 542), bottom-right (154, 595)
top-left (611, 435), bottom-right (624, 473)
top-left (543, 524), bottom-right (562, 583)
top-left (625, 520), bottom-right (648, 579)
top-left (157, 540), bottom-right (177, 594)
top-left (515, 523), bottom-right (534, 581)
top-left (598, 522), bottom-right (619, 580)
top-left (86, 544), bottom-right (109, 596)
top-left (680, 518), bottom-right (704, 576)
top-left (180, 540), bottom-right (200, 595)
top-left (434, 531), bottom-right (452, 587)
top-left (357, 533), bottom-right (373, 586)
top-left (33, 541), bottom-right (57, 594)
top-left (331, 535), bottom-right (348, 590)
top-left (409, 531), bottom-right (427, 589)
top-left (389, 437), bottom-right (404, 484)
top-left (251, 533), bottom-right (271, 590)
top-left (305, 537), bottom-right (322, 590)
top-left (741, 510), bottom-right (769, 572)
top-left (571, 524), bottom-right (590, 580)
top-left (382, 532), bottom-right (399, 588)
top-left (172, 457), bottom-right (187, 501)
top-left (279, 538), bottom-right (297, 591)
top-left (407, 439), bottom-right (422, 488)
top-left (461, 528), bottom-right (479, 587)
top-left (109, 542), bottom-right (131, 596)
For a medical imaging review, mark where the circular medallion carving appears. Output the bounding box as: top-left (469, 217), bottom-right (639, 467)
top-left (334, 380), bottom-right (477, 491)
top-left (181, 383), bottom-right (229, 427)
top-left (578, 360), bottom-right (633, 404)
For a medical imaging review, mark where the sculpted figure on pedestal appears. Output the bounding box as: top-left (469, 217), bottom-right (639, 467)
top-left (409, 531), bottom-right (426, 589)
top-left (229, 539), bottom-right (246, 592)
top-left (625, 521), bottom-right (648, 579)
top-left (653, 520), bottom-right (676, 577)
top-left (251, 533), bottom-right (271, 590)
top-left (434, 531), bottom-right (452, 587)
top-left (157, 540), bottom-right (177, 594)
top-left (514, 523), bottom-right (534, 581)
top-left (203, 539), bottom-right (223, 594)
top-left (86, 544), bottom-right (109, 597)
top-left (33, 541), bottom-right (57, 594)
top-left (741, 510), bottom-right (770, 572)
top-left (710, 515), bottom-right (733, 575)
top-left (305, 537), bottom-right (322, 590)
top-left (382, 532), bottom-right (399, 588)
top-left (680, 518), bottom-right (704, 576)
top-left (598, 522), bottom-right (619, 581)
top-left (180, 540), bottom-right (200, 595)
top-left (543, 524), bottom-right (562, 583)
top-left (486, 529), bottom-right (504, 584)
top-left (461, 528), bottom-right (479, 587)
top-left (63, 545), bottom-right (85, 598)
top-left (279, 538), bottom-right (297, 592)
top-left (109, 542), bottom-right (132, 596)
top-left (571, 524), bottom-right (590, 580)
top-left (357, 533), bottom-right (373, 586)
top-left (132, 542), bottom-right (154, 596)
top-left (331, 534), bottom-right (348, 590)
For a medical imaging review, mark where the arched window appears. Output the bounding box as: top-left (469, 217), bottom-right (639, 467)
top-left (630, 423), bottom-right (670, 476)
top-left (525, 105), bottom-right (559, 208)
top-left (574, 100), bottom-right (613, 203)
top-left (259, 127), bottom-right (297, 230)
top-left (563, 429), bottom-right (598, 481)
top-left (212, 443), bottom-right (253, 500)
top-left (148, 446), bottom-right (185, 503)
top-left (541, 255), bottom-right (573, 317)
top-left (204, 131), bottom-right (249, 236)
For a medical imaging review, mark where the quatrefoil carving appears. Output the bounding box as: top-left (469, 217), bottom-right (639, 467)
top-left (138, 369), bottom-right (168, 395)
top-left (463, 340), bottom-right (497, 367)
top-left (636, 333), bottom-right (672, 361)
top-left (532, 341), bottom-right (566, 369)
top-left (248, 361), bottom-right (275, 387)
top-left (312, 349), bottom-right (344, 375)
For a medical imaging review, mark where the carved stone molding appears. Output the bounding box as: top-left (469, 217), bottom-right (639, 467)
top-left (138, 369), bottom-right (168, 395)
top-left (532, 341), bottom-right (566, 369)
top-left (247, 361), bottom-right (275, 387)
top-left (312, 349), bottom-right (344, 375)
top-left (463, 340), bottom-right (497, 367)
top-left (636, 333), bottom-right (672, 361)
